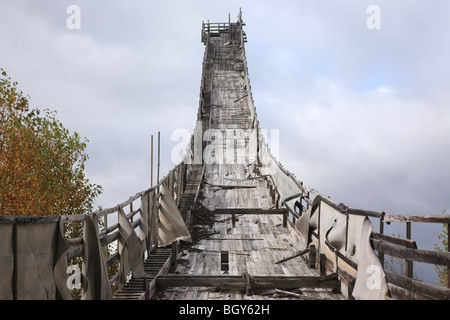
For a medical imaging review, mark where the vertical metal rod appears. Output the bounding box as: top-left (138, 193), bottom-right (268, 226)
top-left (151, 134), bottom-right (154, 187)
top-left (157, 131), bottom-right (160, 186)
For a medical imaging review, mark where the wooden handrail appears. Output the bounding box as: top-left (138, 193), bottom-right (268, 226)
top-left (385, 270), bottom-right (450, 300)
top-left (371, 239), bottom-right (450, 266)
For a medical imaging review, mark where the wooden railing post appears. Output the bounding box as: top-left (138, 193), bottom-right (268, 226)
top-left (130, 202), bottom-right (133, 224)
top-left (309, 245), bottom-right (316, 269)
top-left (447, 223), bottom-right (450, 289)
top-left (406, 222), bottom-right (413, 278)
top-left (282, 210), bottom-right (287, 228)
top-left (378, 215), bottom-right (385, 268)
top-left (320, 253), bottom-right (327, 277)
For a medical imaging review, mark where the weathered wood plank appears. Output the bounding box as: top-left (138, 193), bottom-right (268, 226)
top-left (384, 214), bottom-right (450, 224)
top-left (156, 274), bottom-right (340, 292)
top-left (275, 249), bottom-right (310, 264)
top-left (192, 208), bottom-right (287, 215)
top-left (372, 239), bottom-right (450, 266)
top-left (371, 232), bottom-right (417, 249)
top-left (385, 270), bottom-right (450, 300)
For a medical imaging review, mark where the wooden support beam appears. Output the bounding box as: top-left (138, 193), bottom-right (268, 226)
top-left (309, 245), bottom-right (316, 269)
top-left (406, 222), bottom-right (413, 279)
top-left (448, 223), bottom-right (450, 290)
top-left (282, 210), bottom-right (287, 228)
top-left (378, 218), bottom-right (385, 268)
top-left (372, 239), bottom-right (450, 266)
top-left (274, 289), bottom-right (304, 299)
top-left (324, 240), bottom-right (358, 270)
top-left (371, 232), bottom-right (418, 249)
top-left (284, 193), bottom-right (303, 203)
top-left (274, 249), bottom-right (309, 264)
top-left (191, 208), bottom-right (287, 216)
top-left (383, 214), bottom-right (450, 224)
top-left (347, 279), bottom-right (355, 300)
top-left (385, 270), bottom-right (450, 300)
top-left (155, 274), bottom-right (340, 292)
top-left (320, 254), bottom-right (327, 277)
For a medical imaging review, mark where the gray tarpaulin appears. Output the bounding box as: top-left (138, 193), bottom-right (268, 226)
top-left (295, 197), bottom-right (389, 300)
top-left (158, 183), bottom-right (192, 247)
top-left (118, 207), bottom-right (145, 285)
top-left (352, 217), bottom-right (389, 300)
top-left (82, 214), bottom-right (113, 300)
top-left (0, 224), bottom-right (14, 300)
top-left (257, 132), bottom-right (305, 214)
top-left (295, 208), bottom-right (312, 251)
top-left (139, 192), bottom-right (150, 254)
top-left (0, 219), bottom-right (71, 300)
top-left (149, 190), bottom-right (159, 250)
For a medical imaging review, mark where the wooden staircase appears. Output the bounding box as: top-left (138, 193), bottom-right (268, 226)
top-left (112, 164), bottom-right (204, 300)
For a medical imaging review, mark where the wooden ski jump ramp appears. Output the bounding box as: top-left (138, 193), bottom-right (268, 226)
top-left (2, 10), bottom-right (450, 301)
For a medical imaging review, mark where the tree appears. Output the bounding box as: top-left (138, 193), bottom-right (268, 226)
top-left (0, 68), bottom-right (102, 217)
top-left (434, 209), bottom-right (448, 287)
top-left (1, 69), bottom-right (105, 299)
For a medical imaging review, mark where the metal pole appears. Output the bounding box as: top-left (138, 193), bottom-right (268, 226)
top-left (157, 131), bottom-right (160, 185)
top-left (151, 134), bottom-right (154, 186)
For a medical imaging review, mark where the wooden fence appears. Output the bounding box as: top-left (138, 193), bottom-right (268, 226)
top-left (0, 158), bottom-right (197, 300)
top-left (264, 170), bottom-right (450, 300)
top-left (65, 160), bottom-right (193, 292)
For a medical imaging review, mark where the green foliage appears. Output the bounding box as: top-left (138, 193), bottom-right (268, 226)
top-left (1, 69), bottom-right (107, 300)
top-left (434, 209), bottom-right (448, 287)
top-left (0, 68), bottom-right (102, 217)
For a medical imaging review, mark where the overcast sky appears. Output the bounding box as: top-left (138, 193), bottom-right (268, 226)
top-left (1, 1), bottom-right (449, 282)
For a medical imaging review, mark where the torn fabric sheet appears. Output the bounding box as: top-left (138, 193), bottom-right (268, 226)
top-left (295, 197), bottom-right (389, 300)
top-left (352, 217), bottom-right (389, 300)
top-left (158, 183), bottom-right (192, 247)
top-left (0, 219), bottom-right (71, 300)
top-left (0, 224), bottom-right (14, 300)
top-left (149, 190), bottom-right (159, 250)
top-left (139, 192), bottom-right (150, 254)
top-left (118, 207), bottom-right (145, 284)
top-left (82, 214), bottom-right (113, 300)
